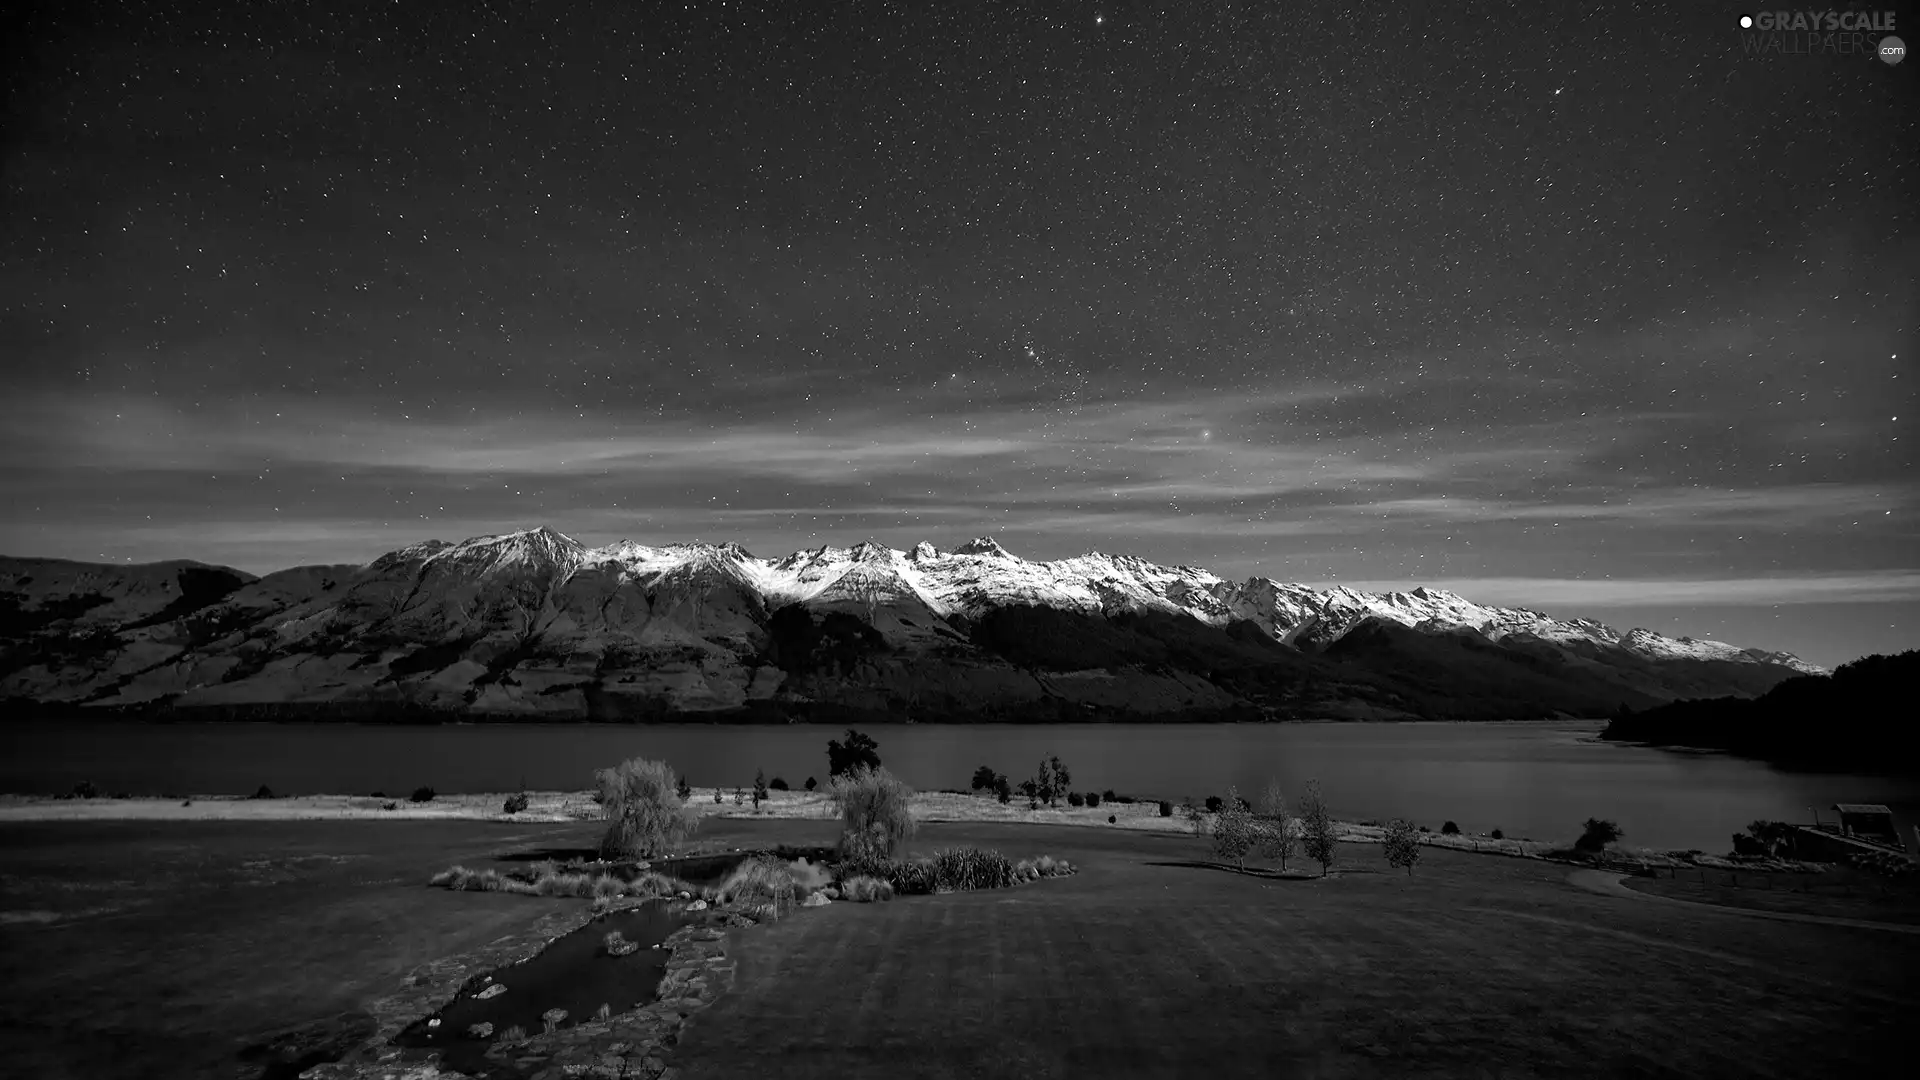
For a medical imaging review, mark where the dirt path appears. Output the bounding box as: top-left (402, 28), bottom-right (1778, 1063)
top-left (1565, 869), bottom-right (1920, 935)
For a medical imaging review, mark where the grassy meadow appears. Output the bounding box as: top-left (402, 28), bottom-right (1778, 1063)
top-left (1, 808), bottom-right (1914, 1079)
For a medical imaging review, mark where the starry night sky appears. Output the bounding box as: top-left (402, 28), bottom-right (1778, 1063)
top-left (1, 1), bottom-right (1913, 668)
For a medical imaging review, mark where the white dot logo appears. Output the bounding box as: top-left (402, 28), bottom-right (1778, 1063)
top-left (1739, 14), bottom-right (1753, 28)
top-left (1882, 36), bottom-right (1907, 65)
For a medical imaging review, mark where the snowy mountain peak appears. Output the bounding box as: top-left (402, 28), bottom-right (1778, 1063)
top-left (952, 537), bottom-right (1017, 559)
top-left (908, 541), bottom-right (941, 562)
top-left (849, 540), bottom-right (893, 562)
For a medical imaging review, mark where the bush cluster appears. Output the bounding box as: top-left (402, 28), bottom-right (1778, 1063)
top-left (428, 864), bottom-right (694, 900)
top-left (502, 792), bottom-right (530, 815)
top-left (1158, 800), bottom-right (1173, 817)
top-left (410, 786), bottom-right (436, 803)
top-left (1440, 820), bottom-right (1460, 835)
top-left (835, 848), bottom-right (1074, 894)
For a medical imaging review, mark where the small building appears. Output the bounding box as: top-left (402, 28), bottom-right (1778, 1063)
top-left (1831, 804), bottom-right (1903, 851)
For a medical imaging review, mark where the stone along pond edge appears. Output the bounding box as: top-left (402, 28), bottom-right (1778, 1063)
top-left (304, 895), bottom-right (745, 1080)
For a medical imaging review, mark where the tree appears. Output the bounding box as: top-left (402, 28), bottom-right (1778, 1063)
top-left (1256, 779), bottom-right (1295, 871)
top-left (753, 769), bottom-right (769, 808)
top-left (971, 764), bottom-right (1000, 792)
top-left (1382, 819), bottom-right (1422, 875)
top-left (829, 765), bottom-right (916, 859)
top-left (1047, 755), bottom-right (1071, 807)
top-left (1212, 784), bottom-right (1256, 872)
top-left (827, 729), bottom-right (882, 778)
top-left (675, 774), bottom-right (691, 800)
top-left (1019, 776), bottom-right (1040, 809)
top-left (1575, 817), bottom-right (1623, 854)
top-left (595, 757), bottom-right (700, 859)
top-left (995, 777), bottom-right (1012, 805)
top-left (1298, 779), bottom-right (1337, 877)
top-left (805, 776), bottom-right (818, 792)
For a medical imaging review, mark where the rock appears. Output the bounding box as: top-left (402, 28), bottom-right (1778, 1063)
top-left (474, 983), bottom-right (507, 1000)
top-left (685, 899), bottom-right (707, 911)
top-left (802, 891), bottom-right (831, 907)
top-left (467, 1022), bottom-right (495, 1039)
top-left (426, 1017), bottom-right (441, 1028)
top-left (542, 1007), bottom-right (569, 1027)
top-left (821, 887), bottom-right (839, 900)
top-left (675, 891), bottom-right (691, 900)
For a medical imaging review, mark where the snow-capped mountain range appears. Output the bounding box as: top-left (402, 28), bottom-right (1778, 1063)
top-left (0, 527), bottom-right (1822, 723)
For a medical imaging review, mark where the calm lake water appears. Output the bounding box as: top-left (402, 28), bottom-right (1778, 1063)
top-left (5, 720), bottom-right (1916, 854)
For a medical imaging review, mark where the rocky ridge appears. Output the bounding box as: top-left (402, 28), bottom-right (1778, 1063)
top-left (0, 529), bottom-right (1822, 722)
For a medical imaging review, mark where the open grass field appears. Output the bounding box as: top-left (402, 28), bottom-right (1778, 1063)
top-left (1622, 864), bottom-right (1920, 926)
top-left (0, 818), bottom-right (591, 1079)
top-left (2, 814), bottom-right (1914, 1079)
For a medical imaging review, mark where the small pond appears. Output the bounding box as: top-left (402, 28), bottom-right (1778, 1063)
top-left (393, 903), bottom-right (683, 1078)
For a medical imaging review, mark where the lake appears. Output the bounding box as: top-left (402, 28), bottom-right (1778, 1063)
top-left (4, 720), bottom-right (1915, 854)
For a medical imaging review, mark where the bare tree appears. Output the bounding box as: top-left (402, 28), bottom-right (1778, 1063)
top-left (1256, 779), bottom-right (1296, 871)
top-left (1298, 779), bottom-right (1337, 877)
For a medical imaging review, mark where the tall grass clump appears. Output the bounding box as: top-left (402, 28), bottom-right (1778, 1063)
top-left (595, 757), bottom-right (699, 859)
top-left (714, 855), bottom-right (799, 917)
top-left (829, 764), bottom-right (916, 860)
top-left (931, 847), bottom-right (1015, 890)
top-left (839, 875), bottom-right (895, 902)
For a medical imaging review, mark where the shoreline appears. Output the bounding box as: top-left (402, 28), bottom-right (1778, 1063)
top-left (1, 789), bottom-right (1824, 872)
top-left (0, 787), bottom-right (1559, 855)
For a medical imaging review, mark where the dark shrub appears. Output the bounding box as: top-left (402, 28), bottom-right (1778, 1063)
top-left (753, 769), bottom-right (769, 804)
top-left (1108, 814), bottom-right (1116, 824)
top-left (1159, 800), bottom-right (1173, 817)
top-left (1575, 818), bottom-right (1624, 853)
top-left (370, 791), bottom-right (386, 798)
top-left (503, 792), bottom-right (530, 814)
top-left (675, 775), bottom-right (691, 800)
top-left (410, 786), bottom-right (436, 803)
top-left (1441, 820), bottom-right (1460, 835)
top-left (770, 776), bottom-right (789, 791)
top-left (1418, 824), bottom-right (1430, 833)
top-left (1205, 795), bottom-right (1224, 814)
top-left (1086, 791), bottom-right (1101, 808)
top-left (971, 765), bottom-right (999, 792)
top-left (1101, 789), bottom-right (1117, 803)
top-left (827, 728), bottom-right (882, 778)
top-left (72, 779), bottom-right (98, 799)
top-left (996, 784), bottom-right (1011, 805)
top-left (1067, 791), bottom-right (1085, 807)
top-left (251, 784), bottom-right (274, 800)
top-left (1491, 828), bottom-right (1505, 840)
top-left (805, 776), bottom-right (818, 792)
